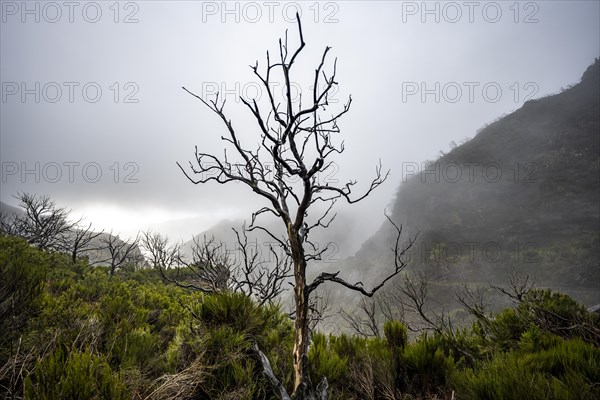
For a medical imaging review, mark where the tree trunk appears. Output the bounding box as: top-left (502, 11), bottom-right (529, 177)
top-left (292, 277), bottom-right (311, 399)
top-left (289, 224), bottom-right (312, 399)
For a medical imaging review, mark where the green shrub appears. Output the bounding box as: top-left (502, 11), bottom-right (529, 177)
top-left (402, 333), bottom-right (455, 394)
top-left (329, 333), bottom-right (366, 359)
top-left (114, 326), bottom-right (161, 370)
top-left (384, 320), bottom-right (408, 350)
top-left (309, 333), bottom-right (348, 383)
top-left (365, 337), bottom-right (397, 398)
top-left (192, 291), bottom-right (291, 347)
top-left (309, 333), bottom-right (401, 400)
top-left (518, 289), bottom-right (600, 343)
top-left (0, 235), bottom-right (49, 396)
top-left (163, 294), bottom-right (294, 399)
top-left (0, 235), bottom-right (47, 341)
top-left (24, 347), bottom-right (129, 400)
top-left (196, 292), bottom-right (265, 334)
top-left (451, 337), bottom-right (600, 400)
top-left (475, 289), bottom-right (600, 353)
top-left (6, 236), bottom-right (598, 400)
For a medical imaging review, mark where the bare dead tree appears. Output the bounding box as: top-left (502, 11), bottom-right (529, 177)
top-left (340, 297), bottom-right (381, 338)
top-left (341, 287), bottom-right (410, 338)
top-left (179, 14), bottom-right (414, 399)
top-left (141, 230), bottom-right (182, 270)
top-left (142, 230), bottom-right (230, 293)
top-left (99, 232), bottom-right (141, 276)
top-left (0, 193), bottom-right (76, 251)
top-left (342, 270), bottom-right (457, 339)
top-left (59, 222), bottom-right (104, 263)
top-left (231, 226), bottom-right (293, 305)
top-left (143, 233), bottom-right (230, 294)
top-left (455, 283), bottom-right (492, 325)
top-left (183, 235), bottom-right (233, 293)
top-left (365, 270), bottom-right (452, 335)
top-left (142, 226), bottom-right (293, 306)
top-left (398, 272), bottom-right (453, 334)
top-left (378, 289), bottom-right (407, 325)
top-left (307, 288), bottom-right (333, 333)
top-left (490, 267), bottom-right (536, 303)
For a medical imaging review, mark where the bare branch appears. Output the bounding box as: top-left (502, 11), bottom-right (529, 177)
top-left (252, 343), bottom-right (291, 400)
top-left (59, 222), bottom-right (104, 263)
top-left (231, 225), bottom-right (292, 305)
top-left (308, 288), bottom-right (333, 333)
top-left (455, 283), bottom-right (491, 324)
top-left (491, 267), bottom-right (536, 302)
top-left (2, 193), bottom-right (76, 252)
top-left (307, 214), bottom-right (416, 296)
top-left (140, 230), bottom-right (181, 270)
top-left (340, 298), bottom-right (381, 338)
top-left (98, 232), bottom-right (141, 276)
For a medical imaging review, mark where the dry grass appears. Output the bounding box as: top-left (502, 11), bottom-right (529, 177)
top-left (143, 358), bottom-right (207, 400)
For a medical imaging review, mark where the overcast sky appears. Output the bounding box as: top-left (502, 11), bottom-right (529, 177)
top-left (1, 0), bottom-right (599, 247)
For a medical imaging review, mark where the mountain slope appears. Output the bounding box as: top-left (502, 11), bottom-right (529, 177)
top-left (352, 59), bottom-right (600, 304)
top-left (0, 201), bottom-right (24, 218)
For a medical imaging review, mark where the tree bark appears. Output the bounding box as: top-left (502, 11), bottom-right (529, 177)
top-left (289, 223), bottom-right (312, 399)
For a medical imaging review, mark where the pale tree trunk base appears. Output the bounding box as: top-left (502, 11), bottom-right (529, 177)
top-left (252, 343), bottom-right (328, 400)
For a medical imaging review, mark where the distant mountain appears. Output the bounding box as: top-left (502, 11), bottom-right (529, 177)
top-left (0, 201), bottom-right (24, 218)
top-left (351, 59), bottom-right (600, 306)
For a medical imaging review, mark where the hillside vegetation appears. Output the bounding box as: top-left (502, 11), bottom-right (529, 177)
top-left (2, 234), bottom-right (599, 399)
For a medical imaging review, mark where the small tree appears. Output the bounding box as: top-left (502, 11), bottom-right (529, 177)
top-left (142, 227), bottom-right (292, 306)
top-left (99, 232), bottom-right (141, 276)
top-left (59, 222), bottom-right (104, 263)
top-left (180, 15), bottom-right (413, 399)
top-left (0, 193), bottom-right (75, 251)
top-left (230, 226), bottom-right (293, 306)
top-left (170, 234), bottom-right (233, 293)
top-left (1, 193), bottom-right (105, 263)
top-left (140, 230), bottom-right (181, 271)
